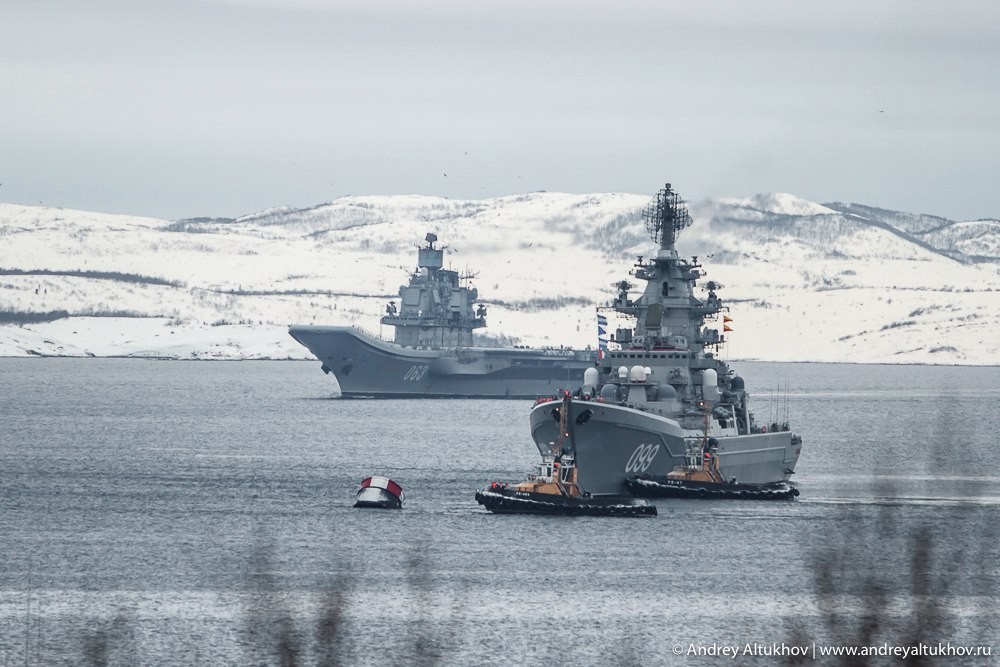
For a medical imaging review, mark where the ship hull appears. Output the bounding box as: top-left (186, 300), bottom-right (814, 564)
top-left (625, 476), bottom-right (800, 500)
top-left (289, 325), bottom-right (596, 398)
top-left (474, 487), bottom-right (656, 517)
top-left (529, 399), bottom-right (801, 496)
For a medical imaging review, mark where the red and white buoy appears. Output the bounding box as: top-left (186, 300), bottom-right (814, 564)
top-left (354, 476), bottom-right (404, 509)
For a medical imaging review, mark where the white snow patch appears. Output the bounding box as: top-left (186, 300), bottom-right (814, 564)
top-left (719, 192), bottom-right (837, 216)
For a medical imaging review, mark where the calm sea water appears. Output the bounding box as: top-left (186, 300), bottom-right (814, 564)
top-left (1, 359), bottom-right (997, 665)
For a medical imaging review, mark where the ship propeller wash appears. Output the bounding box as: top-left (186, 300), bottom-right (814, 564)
top-left (528, 184), bottom-right (803, 497)
top-left (289, 233), bottom-right (596, 398)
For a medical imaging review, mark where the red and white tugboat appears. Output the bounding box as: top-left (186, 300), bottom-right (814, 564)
top-left (354, 476), bottom-right (405, 509)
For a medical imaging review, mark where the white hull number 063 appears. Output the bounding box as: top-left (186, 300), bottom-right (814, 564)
top-left (625, 443), bottom-right (660, 473)
top-left (403, 365), bottom-right (429, 381)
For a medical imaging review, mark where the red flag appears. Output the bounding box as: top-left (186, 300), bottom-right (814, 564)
top-left (723, 315), bottom-right (733, 323)
top-left (723, 324), bottom-right (733, 332)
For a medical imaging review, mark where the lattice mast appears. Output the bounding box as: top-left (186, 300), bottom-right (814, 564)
top-left (642, 183), bottom-right (693, 249)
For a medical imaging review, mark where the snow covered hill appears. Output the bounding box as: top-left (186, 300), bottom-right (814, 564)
top-left (1, 190), bottom-right (998, 365)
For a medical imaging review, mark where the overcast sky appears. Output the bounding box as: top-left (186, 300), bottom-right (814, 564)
top-left (3, 0), bottom-right (998, 220)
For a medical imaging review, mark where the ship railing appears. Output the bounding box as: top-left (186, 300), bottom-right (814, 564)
top-left (352, 325), bottom-right (392, 343)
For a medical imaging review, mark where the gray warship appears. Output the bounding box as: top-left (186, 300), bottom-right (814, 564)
top-left (289, 233), bottom-right (597, 398)
top-left (529, 184), bottom-right (802, 495)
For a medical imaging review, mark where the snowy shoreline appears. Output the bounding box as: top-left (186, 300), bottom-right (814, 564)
top-left (2, 317), bottom-right (995, 367)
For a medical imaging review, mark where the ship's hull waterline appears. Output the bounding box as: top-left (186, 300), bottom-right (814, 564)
top-left (289, 325), bottom-right (596, 398)
top-left (529, 399), bottom-right (801, 496)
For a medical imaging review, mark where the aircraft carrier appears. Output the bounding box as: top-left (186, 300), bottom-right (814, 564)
top-left (289, 233), bottom-right (597, 398)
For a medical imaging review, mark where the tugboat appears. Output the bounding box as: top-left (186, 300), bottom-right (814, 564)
top-left (626, 435), bottom-right (800, 500)
top-left (475, 395), bottom-right (657, 517)
top-left (288, 232), bottom-right (597, 398)
top-left (529, 183), bottom-right (803, 496)
top-left (353, 476), bottom-right (405, 509)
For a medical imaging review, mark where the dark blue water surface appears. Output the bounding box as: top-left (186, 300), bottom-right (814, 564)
top-left (1, 359), bottom-right (997, 665)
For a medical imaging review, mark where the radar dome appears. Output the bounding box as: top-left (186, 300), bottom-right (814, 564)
top-left (583, 367), bottom-right (600, 387)
top-left (658, 384), bottom-right (677, 399)
top-left (630, 365), bottom-right (647, 382)
top-left (702, 368), bottom-right (719, 401)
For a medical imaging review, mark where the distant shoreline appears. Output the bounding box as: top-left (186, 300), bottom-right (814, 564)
top-left (0, 355), bottom-right (995, 369)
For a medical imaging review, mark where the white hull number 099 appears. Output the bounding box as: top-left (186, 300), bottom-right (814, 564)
top-left (625, 443), bottom-right (660, 473)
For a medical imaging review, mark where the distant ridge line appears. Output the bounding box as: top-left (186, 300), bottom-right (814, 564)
top-left (0, 268), bottom-right (182, 286)
top-left (203, 287), bottom-right (395, 299)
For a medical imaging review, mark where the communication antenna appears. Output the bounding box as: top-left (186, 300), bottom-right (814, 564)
top-left (642, 183), bottom-right (693, 248)
top-left (783, 381), bottom-right (788, 428)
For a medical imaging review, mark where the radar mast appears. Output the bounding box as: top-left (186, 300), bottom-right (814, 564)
top-left (642, 183), bottom-right (693, 249)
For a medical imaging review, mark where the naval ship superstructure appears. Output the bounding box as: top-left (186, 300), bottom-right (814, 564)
top-left (289, 233), bottom-right (596, 398)
top-left (529, 184), bottom-right (802, 495)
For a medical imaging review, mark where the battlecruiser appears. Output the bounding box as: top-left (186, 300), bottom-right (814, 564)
top-left (289, 233), bottom-right (596, 398)
top-left (529, 184), bottom-right (802, 496)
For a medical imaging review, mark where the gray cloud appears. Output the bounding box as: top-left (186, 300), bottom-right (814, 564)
top-left (2, 0), bottom-right (998, 219)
